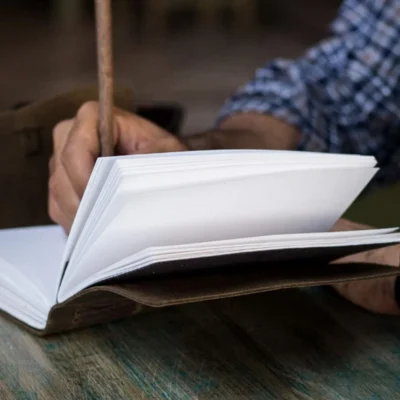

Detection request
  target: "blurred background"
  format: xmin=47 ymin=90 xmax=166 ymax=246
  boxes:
xmin=0 ymin=0 xmax=341 ymax=134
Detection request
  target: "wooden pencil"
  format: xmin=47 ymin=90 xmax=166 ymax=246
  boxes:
xmin=95 ymin=0 xmax=114 ymax=156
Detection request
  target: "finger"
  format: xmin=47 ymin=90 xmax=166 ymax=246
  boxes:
xmin=52 ymin=119 xmax=74 ymax=153
xmin=134 ymin=136 xmax=187 ymax=154
xmin=48 ymin=156 xmax=70 ymax=232
xmin=49 ymin=155 xmax=55 ymax=175
xmin=48 ymin=195 xmax=72 ymax=235
xmin=61 ymin=102 xmax=101 ymax=198
xmin=48 ymin=162 xmax=80 ymax=225
xmin=332 ymin=277 xmax=400 ymax=315
xmin=114 ymin=112 xmax=143 ymax=154
xmin=114 ymin=111 xmax=170 ymax=154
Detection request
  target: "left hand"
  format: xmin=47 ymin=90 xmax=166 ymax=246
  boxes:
xmin=331 ymin=218 xmax=400 ymax=315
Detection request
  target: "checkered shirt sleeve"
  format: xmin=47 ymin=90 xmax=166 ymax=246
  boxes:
xmin=217 ymin=0 xmax=400 ymax=186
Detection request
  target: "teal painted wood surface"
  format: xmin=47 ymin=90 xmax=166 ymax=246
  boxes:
xmin=2 ymin=289 xmax=400 ymax=399
xmin=2 ymin=184 xmax=400 ymax=400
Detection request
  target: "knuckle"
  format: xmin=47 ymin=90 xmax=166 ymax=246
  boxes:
xmin=48 ymin=198 xmax=58 ymax=223
xmin=53 ymin=120 xmax=69 ymax=140
xmin=52 ymin=119 xmax=73 ymax=153
xmin=48 ymin=183 xmax=61 ymax=224
xmin=60 ymin=143 xmax=74 ymax=170
xmin=77 ymin=101 xmax=98 ymax=119
xmin=48 ymin=174 xmax=59 ymax=199
xmin=48 ymin=156 xmax=54 ymax=172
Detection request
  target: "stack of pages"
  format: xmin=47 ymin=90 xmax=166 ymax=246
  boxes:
xmin=1 ymin=150 xmax=400 ymax=334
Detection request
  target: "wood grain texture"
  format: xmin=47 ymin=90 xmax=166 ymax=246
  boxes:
xmin=2 ymin=289 xmax=400 ymax=400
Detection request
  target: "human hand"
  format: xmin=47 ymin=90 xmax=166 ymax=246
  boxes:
xmin=48 ymin=101 xmax=187 ymax=233
xmin=331 ymin=218 xmax=400 ymax=315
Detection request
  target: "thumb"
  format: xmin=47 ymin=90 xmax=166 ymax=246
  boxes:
xmin=134 ymin=136 xmax=188 ymax=154
xmin=114 ymin=111 xmax=182 ymax=155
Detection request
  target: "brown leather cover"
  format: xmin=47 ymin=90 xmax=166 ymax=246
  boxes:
xmin=24 ymin=258 xmax=398 ymax=336
xmin=13 ymin=238 xmax=399 ymax=336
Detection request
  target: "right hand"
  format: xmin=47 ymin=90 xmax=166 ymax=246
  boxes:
xmin=48 ymin=101 xmax=187 ymax=234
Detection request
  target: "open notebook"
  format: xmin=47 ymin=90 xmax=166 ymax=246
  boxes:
xmin=1 ymin=149 xmax=400 ymax=335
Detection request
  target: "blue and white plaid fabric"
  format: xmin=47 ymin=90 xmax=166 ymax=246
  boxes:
xmin=217 ymin=0 xmax=400 ymax=187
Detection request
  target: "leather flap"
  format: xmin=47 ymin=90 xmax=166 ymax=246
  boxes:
xmin=99 ymin=261 xmax=400 ymax=307
xmin=8 ymin=241 xmax=400 ymax=335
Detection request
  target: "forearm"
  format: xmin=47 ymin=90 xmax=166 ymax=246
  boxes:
xmin=182 ymin=113 xmax=300 ymax=151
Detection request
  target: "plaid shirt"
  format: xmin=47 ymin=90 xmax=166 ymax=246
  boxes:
xmin=218 ymin=0 xmax=400 ymax=187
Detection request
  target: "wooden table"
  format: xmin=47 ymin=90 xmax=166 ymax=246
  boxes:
xmin=2 ymin=184 xmax=400 ymax=400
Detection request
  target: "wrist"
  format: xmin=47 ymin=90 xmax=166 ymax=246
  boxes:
xmin=182 ymin=112 xmax=301 ymax=151
xmin=218 ymin=113 xmax=300 ymax=150
xmin=181 ymin=132 xmax=218 ymax=151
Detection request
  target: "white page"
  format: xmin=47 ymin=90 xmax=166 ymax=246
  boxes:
xmin=101 ymin=227 xmax=400 ymax=274
xmin=110 ymin=149 xmax=376 ymax=167
xmin=0 ymin=225 xmax=66 ymax=308
xmin=0 ymin=253 xmax=48 ymax=315
xmin=59 ymin=166 xmax=376 ymax=296
xmin=71 ymin=162 xmax=367 ymax=268
xmin=60 ymin=156 xmax=126 ymax=281
xmin=0 ymin=286 xmax=46 ymax=329
xmin=69 ymin=156 xmax=379 ymax=272
xmin=62 ymin=150 xmax=377 ymax=270
xmin=58 ymin=229 xmax=400 ymax=302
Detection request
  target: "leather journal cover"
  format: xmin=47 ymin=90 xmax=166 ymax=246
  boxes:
xmin=5 ymin=239 xmax=398 ymax=336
